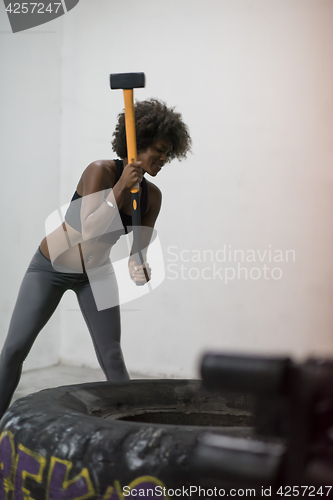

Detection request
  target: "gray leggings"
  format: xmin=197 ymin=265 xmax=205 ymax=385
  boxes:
xmin=0 ymin=247 xmax=129 ymax=419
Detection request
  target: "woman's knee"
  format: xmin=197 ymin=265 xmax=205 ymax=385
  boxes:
xmin=0 ymin=342 xmax=26 ymax=370
xmin=104 ymin=341 xmax=124 ymax=360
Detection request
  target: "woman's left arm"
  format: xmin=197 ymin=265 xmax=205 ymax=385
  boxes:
xmin=129 ymin=184 xmax=162 ymax=285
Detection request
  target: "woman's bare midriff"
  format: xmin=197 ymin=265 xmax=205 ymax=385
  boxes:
xmin=39 ymin=223 xmax=113 ymax=272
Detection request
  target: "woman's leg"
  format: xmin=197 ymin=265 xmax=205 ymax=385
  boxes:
xmin=0 ymin=250 xmax=66 ymax=418
xmin=74 ymin=266 xmax=130 ymax=381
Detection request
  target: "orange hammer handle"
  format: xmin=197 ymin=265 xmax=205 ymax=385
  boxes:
xmin=122 ymin=88 xmax=149 ymax=285
xmin=123 ymin=89 xmax=139 ymax=194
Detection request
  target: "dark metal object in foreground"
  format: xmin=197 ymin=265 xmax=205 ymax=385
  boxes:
xmin=192 ymin=353 xmax=333 ymax=489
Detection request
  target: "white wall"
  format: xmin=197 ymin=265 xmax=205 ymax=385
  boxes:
xmin=0 ymin=8 xmax=64 ymax=369
xmin=59 ymin=0 xmax=333 ymax=378
xmin=1 ymin=0 xmax=333 ymax=378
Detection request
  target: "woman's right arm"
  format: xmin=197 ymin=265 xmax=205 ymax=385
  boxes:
xmin=79 ymin=160 xmax=142 ymax=241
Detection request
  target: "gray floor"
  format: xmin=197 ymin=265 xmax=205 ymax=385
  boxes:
xmin=12 ymin=364 xmax=148 ymax=406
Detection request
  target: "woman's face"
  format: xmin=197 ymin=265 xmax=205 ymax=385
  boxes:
xmin=137 ymin=139 xmax=172 ymax=176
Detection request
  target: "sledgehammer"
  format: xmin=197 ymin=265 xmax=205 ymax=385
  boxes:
xmin=110 ymin=72 xmax=149 ymax=285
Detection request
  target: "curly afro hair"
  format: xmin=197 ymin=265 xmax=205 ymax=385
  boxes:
xmin=111 ymin=99 xmax=192 ymax=162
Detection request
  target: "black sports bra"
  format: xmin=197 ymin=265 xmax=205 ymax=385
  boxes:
xmin=64 ymin=159 xmax=148 ymax=236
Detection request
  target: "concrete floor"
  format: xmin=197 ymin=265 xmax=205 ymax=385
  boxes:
xmin=12 ymin=364 xmax=148 ymax=406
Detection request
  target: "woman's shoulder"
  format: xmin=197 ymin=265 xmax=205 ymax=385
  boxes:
xmin=78 ymin=160 xmax=118 ymax=194
xmin=84 ymin=159 xmax=118 ymax=179
xmin=145 ymin=179 xmax=162 ymax=206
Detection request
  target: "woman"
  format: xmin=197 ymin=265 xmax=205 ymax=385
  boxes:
xmin=0 ymin=98 xmax=191 ymax=419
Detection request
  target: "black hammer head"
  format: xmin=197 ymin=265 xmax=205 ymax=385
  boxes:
xmin=110 ymin=72 xmax=145 ymax=90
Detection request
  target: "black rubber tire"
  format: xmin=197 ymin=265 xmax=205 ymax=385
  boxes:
xmin=0 ymin=380 xmax=254 ymax=499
